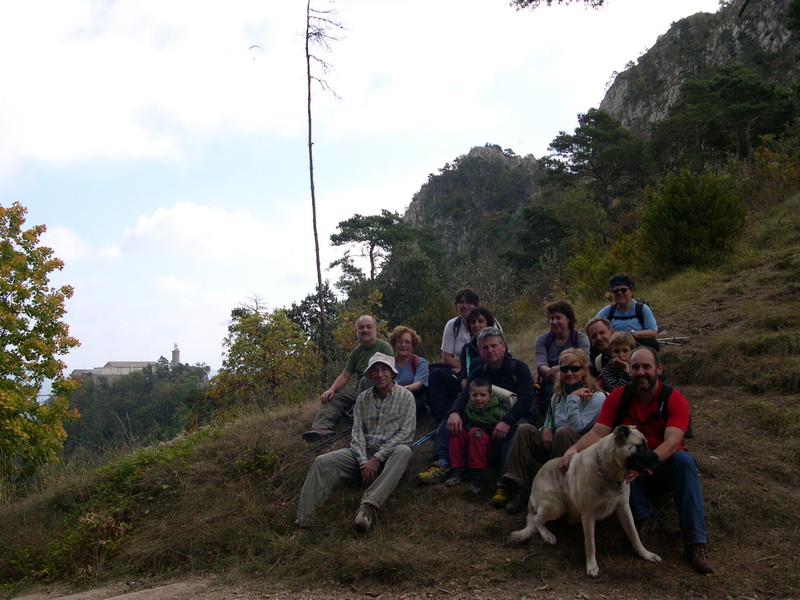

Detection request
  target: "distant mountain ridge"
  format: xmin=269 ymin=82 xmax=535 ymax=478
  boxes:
xmin=600 ymin=0 xmax=800 ymax=133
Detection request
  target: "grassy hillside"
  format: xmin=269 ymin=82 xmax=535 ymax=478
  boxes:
xmin=1 ymin=198 xmax=799 ymax=599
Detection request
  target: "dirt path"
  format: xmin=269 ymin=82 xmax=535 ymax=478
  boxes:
xmin=12 ymin=578 xmax=295 ymax=600
xmin=10 ymin=575 xmax=605 ymax=600
xmin=14 ymin=579 xmax=220 ymax=600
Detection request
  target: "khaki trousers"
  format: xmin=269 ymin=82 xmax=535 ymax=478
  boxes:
xmin=296 ymin=444 xmax=412 ymax=524
xmin=503 ymin=424 xmax=580 ymax=493
xmin=310 ymin=377 xmax=372 ymax=430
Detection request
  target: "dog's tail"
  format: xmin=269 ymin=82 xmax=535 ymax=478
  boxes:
xmin=508 ymin=523 xmax=535 ymax=544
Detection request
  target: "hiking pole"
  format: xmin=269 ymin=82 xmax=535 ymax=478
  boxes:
xmin=410 ymin=428 xmax=438 ymax=447
xmin=308 ymin=429 xmax=351 ymax=453
xmin=656 ymin=336 xmax=691 ymax=346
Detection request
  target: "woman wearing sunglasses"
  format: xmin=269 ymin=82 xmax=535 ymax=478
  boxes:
xmin=502 ymin=348 xmax=605 ymax=515
xmin=595 ymin=272 xmax=659 ymax=344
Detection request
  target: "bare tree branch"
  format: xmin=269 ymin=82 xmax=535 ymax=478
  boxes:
xmin=305 ymin=0 xmax=344 ymax=377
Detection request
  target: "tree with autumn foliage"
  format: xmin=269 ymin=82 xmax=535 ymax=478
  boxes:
xmin=0 ymin=202 xmax=79 ymax=482
xmin=203 ymin=299 xmax=318 ymax=417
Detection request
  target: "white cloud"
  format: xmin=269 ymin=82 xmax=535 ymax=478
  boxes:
xmin=40 ymin=227 xmax=125 ymax=264
xmin=40 ymin=226 xmax=92 ymax=262
xmin=0 ymin=0 xmax=720 ymax=178
xmin=97 ymin=246 xmax=122 ymax=259
xmin=152 ymin=275 xmax=196 ymax=293
xmin=0 ymin=0 xmax=308 ymax=176
xmin=121 ymin=201 xmax=288 ymax=261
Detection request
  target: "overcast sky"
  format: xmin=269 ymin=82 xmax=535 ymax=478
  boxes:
xmin=0 ymin=0 xmax=720 ymax=376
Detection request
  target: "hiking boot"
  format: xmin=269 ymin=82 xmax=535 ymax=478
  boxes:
xmin=635 ymin=515 xmax=658 ymax=536
xmin=505 ymin=484 xmax=527 ymax=515
xmin=417 ymin=463 xmax=448 ymax=485
xmin=301 ymin=429 xmax=335 ymax=442
xmin=444 ymin=468 xmax=466 ymax=487
xmin=490 ymin=483 xmax=509 ymax=508
xmin=354 ymin=503 xmax=377 ymax=532
xmin=470 ymin=470 xmax=485 ymax=494
xmin=684 ymin=544 xmax=715 ymax=574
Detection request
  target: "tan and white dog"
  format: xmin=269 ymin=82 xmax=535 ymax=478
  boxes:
xmin=509 ymin=425 xmax=661 ymax=577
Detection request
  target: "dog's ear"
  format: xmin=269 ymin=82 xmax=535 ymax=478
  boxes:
xmin=613 ymin=425 xmax=631 ymax=446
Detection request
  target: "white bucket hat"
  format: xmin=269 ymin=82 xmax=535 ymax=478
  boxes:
xmin=366 ymin=352 xmax=398 ymax=376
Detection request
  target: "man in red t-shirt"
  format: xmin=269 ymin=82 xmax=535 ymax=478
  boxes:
xmin=559 ymin=346 xmax=715 ymax=574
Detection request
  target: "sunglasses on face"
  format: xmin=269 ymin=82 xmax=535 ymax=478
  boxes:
xmin=612 ymin=287 xmax=630 ymax=294
xmin=559 ymin=365 xmax=583 ymax=373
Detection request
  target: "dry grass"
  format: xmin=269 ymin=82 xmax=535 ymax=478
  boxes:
xmin=2 ymin=199 xmax=800 ymax=599
xmin=4 ymin=390 xmax=798 ymax=599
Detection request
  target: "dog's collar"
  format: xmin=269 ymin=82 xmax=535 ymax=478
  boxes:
xmin=595 ymin=448 xmax=624 ymax=494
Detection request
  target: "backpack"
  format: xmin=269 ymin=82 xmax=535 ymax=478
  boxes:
xmin=453 ymin=318 xmax=462 ymax=337
xmin=491 ymin=385 xmax=517 ymax=415
xmin=472 ymin=357 xmax=541 ymax=421
xmin=614 ymin=383 xmax=694 ymax=438
xmin=607 ymin=299 xmax=648 ymax=329
xmin=409 ymin=354 xmax=419 ymax=375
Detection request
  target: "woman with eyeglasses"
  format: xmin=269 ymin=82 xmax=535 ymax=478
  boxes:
xmin=389 ymin=325 xmax=430 ymax=417
xmin=595 ymin=273 xmax=659 ymax=344
xmin=502 ymin=348 xmax=605 ymax=515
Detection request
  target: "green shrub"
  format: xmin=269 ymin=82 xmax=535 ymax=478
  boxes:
xmin=564 ymin=233 xmax=638 ymax=302
xmin=723 ymin=146 xmax=800 ymax=209
xmin=639 ymin=170 xmax=746 ymax=273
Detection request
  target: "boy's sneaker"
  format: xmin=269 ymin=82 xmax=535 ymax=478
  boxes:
xmin=417 ymin=463 xmax=448 ymax=485
xmin=490 ymin=483 xmax=509 ymax=508
xmin=470 ymin=470 xmax=485 ymax=494
xmin=444 ymin=468 xmax=466 ymax=487
xmin=683 ymin=544 xmax=715 ymax=574
xmin=354 ymin=503 xmax=377 ymax=532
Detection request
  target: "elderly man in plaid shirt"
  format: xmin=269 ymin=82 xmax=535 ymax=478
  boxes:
xmin=296 ymin=352 xmax=416 ymax=532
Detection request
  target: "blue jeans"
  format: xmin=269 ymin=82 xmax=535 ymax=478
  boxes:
xmin=431 ymin=419 xmax=450 ymax=466
xmin=629 ymin=450 xmax=707 ymax=546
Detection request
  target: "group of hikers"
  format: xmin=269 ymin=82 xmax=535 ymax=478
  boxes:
xmin=295 ymin=274 xmax=715 ymax=575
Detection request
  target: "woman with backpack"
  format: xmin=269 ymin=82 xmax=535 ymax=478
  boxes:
xmin=457 ymin=306 xmax=498 ymax=382
xmin=534 ymin=300 xmax=590 ymax=413
xmin=389 ymin=325 xmax=430 ymax=416
xmin=594 ymin=273 xmax=659 ymax=347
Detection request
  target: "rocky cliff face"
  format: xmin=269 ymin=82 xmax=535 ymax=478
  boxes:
xmin=601 ymin=0 xmax=800 ymax=134
xmin=404 ymin=144 xmax=544 ymax=259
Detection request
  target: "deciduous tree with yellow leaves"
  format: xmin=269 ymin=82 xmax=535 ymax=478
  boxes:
xmin=203 ymin=299 xmax=318 ymax=419
xmin=0 ymin=202 xmax=79 ymax=483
